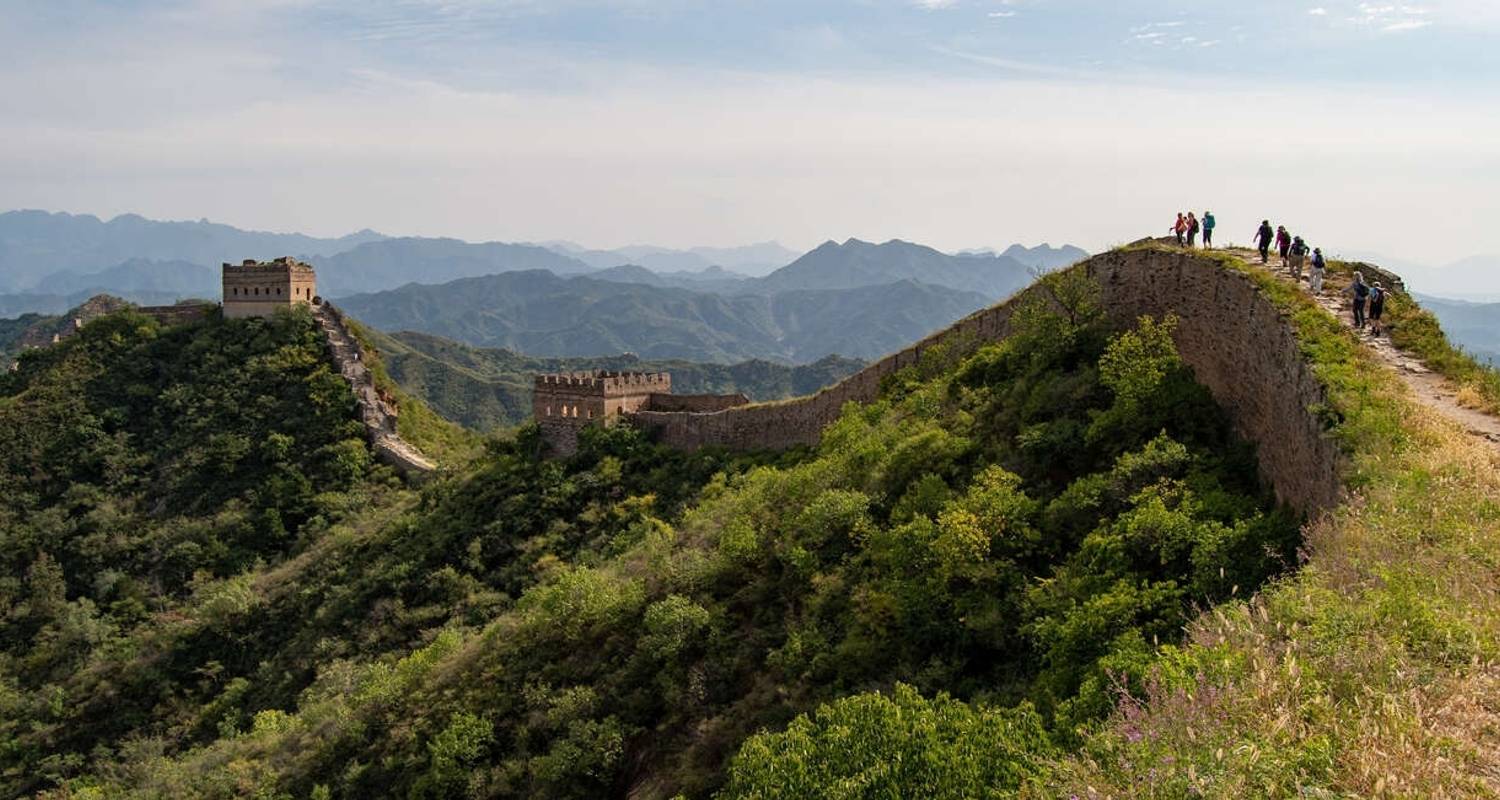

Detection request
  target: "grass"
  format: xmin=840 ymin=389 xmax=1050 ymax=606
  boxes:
xmin=1042 ymin=244 xmax=1500 ymax=797
xmin=1316 ymin=256 xmax=1500 ymax=416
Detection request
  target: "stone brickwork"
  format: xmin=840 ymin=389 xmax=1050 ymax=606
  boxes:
xmin=626 ymin=248 xmax=1351 ymax=517
xmin=642 ymin=393 xmax=750 ymax=413
xmin=533 ymin=370 xmax=751 ymax=456
xmin=316 ymin=303 xmax=437 ymax=479
xmin=223 ymin=257 xmax=317 ymax=320
xmin=138 ymin=303 xmax=215 ymax=327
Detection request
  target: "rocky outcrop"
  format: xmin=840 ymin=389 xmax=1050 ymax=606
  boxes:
xmin=316 ymin=304 xmax=437 ymax=479
xmin=629 ymin=248 xmax=1347 ymax=517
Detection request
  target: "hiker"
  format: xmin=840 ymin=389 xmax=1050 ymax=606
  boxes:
xmin=1368 ymin=281 xmax=1388 ymax=336
xmin=1186 ymin=212 xmax=1200 ymax=248
xmin=1288 ymin=236 xmax=1309 ymax=280
xmin=1254 ymin=220 xmax=1274 ymax=264
xmin=1202 ymin=211 xmax=1216 ymax=249
xmin=1310 ymin=247 xmax=1326 ymax=294
xmin=1345 ymin=271 xmax=1370 ymax=329
xmin=1171 ymin=213 xmax=1187 ymax=245
xmin=1276 ymin=226 xmax=1292 ymax=268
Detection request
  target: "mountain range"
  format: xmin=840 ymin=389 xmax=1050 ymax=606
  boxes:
xmin=336 ymin=267 xmax=991 ymax=363
xmin=543 ymin=241 xmax=801 ymax=276
xmin=0 ymin=210 xmax=383 ymax=292
xmin=1 ymin=210 xmax=1092 ymax=367
xmin=1413 ymin=294 xmax=1500 ymax=365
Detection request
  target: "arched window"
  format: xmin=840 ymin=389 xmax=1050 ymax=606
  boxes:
xmin=544 ymin=405 xmax=552 ymax=417
xmin=586 ymin=408 xmax=593 ymax=420
xmin=276 ymin=287 xmax=282 ymax=295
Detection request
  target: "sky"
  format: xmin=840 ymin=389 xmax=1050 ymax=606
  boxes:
xmin=1 ymin=0 xmax=1497 ymax=263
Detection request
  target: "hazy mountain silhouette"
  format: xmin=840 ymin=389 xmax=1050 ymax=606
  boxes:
xmin=0 ymin=210 xmax=383 ymax=292
xmin=753 ymin=238 xmax=1037 ymax=299
xmin=545 ymin=241 xmax=800 ymax=276
xmin=31 ymin=258 xmax=218 ymax=297
xmin=335 ymin=269 xmax=989 ymax=363
xmin=313 ymin=237 xmax=594 ymax=297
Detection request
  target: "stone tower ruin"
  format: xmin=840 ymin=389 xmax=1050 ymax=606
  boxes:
xmin=222 ymin=257 xmax=317 ymax=319
xmin=533 ymin=370 xmax=748 ymax=456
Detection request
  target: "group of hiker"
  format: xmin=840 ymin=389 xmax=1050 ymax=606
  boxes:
xmin=1169 ymin=211 xmax=1214 ymax=249
xmin=1170 ymin=212 xmax=1390 ymax=336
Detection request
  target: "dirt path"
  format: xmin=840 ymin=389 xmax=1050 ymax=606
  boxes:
xmin=1221 ymin=247 xmax=1500 ymax=450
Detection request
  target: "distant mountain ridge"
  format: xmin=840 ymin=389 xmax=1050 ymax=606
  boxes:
xmin=335 ymin=269 xmax=991 ymax=363
xmin=313 ymin=237 xmax=594 ymax=298
xmin=0 ymin=210 xmax=384 ymax=291
xmin=756 ymin=238 xmax=1036 ymax=299
xmin=545 ymin=240 xmax=800 ymax=276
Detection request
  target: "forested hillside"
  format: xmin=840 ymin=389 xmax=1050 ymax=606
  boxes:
xmin=0 ymin=269 xmax=1302 ymax=797
xmin=366 ymin=328 xmax=864 ymax=430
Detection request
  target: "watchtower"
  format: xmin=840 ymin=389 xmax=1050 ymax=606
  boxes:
xmin=222 ymin=257 xmax=317 ymax=319
xmin=534 ymin=370 xmax=672 ymax=456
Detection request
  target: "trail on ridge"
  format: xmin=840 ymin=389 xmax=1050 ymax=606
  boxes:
xmin=1223 ymin=246 xmax=1500 ymax=451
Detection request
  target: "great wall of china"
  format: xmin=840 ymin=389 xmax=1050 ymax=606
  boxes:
xmin=315 ymin=303 xmax=438 ymax=478
xmin=547 ymin=247 xmax=1362 ymax=517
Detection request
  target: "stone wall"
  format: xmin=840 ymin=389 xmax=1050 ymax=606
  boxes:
xmin=316 ymin=303 xmax=437 ymax=480
xmin=629 ymin=248 xmax=1346 ymax=516
xmin=641 ymin=393 xmax=750 ymax=413
xmin=138 ymin=303 xmax=215 ymax=327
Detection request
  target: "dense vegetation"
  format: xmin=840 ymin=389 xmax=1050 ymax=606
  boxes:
xmin=0 ymin=268 xmax=1304 ymax=798
xmin=363 ymin=327 xmax=863 ymax=431
xmin=1036 ymin=244 xmax=1500 ymax=796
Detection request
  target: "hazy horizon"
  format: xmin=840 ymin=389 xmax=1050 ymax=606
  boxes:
xmin=4 ymin=1 xmax=1498 ymax=265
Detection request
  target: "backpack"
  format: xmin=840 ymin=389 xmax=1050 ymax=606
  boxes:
xmin=1189 ymin=218 xmax=1200 ymax=234
xmin=1369 ymin=287 xmax=1384 ymax=305
xmin=1356 ymin=283 xmax=1370 ymax=300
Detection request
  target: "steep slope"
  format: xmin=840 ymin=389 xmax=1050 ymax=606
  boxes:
xmin=10 ymin=246 xmax=1500 ymax=799
xmin=754 ymin=238 xmax=1036 ymax=299
xmin=0 ymin=247 xmax=1317 ymax=799
xmin=363 ymin=327 xmax=863 ymax=430
xmin=0 ymin=209 xmax=382 ymax=291
xmin=335 ymin=270 xmax=990 ymax=363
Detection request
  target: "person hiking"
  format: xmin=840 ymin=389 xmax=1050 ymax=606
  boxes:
xmin=1254 ymin=220 xmax=1274 ymax=264
xmin=1310 ymin=247 xmax=1327 ymax=294
xmin=1202 ymin=211 xmax=1216 ymax=249
xmin=1171 ymin=213 xmax=1187 ymax=246
xmin=1368 ymin=281 xmax=1388 ymax=336
xmin=1186 ymin=212 xmax=1200 ymax=248
xmin=1288 ymin=236 xmax=1309 ymax=280
xmin=1345 ymin=271 xmax=1370 ymax=330
xmin=1276 ymin=226 xmax=1292 ymax=268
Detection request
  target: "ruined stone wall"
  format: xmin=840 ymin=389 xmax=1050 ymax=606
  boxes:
xmin=316 ymin=303 xmax=437 ymax=479
xmin=138 ymin=304 xmax=215 ymax=327
xmin=630 ymin=248 xmax=1346 ymax=516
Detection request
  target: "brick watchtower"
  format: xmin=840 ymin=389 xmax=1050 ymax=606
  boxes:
xmin=222 ymin=257 xmax=317 ymax=319
xmin=534 ymin=370 xmax=672 ymax=456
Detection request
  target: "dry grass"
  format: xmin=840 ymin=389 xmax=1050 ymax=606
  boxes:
xmin=1041 ymin=246 xmax=1500 ymax=799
